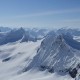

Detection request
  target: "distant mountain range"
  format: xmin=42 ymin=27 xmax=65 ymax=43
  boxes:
xmin=0 ymin=27 xmax=49 ymax=45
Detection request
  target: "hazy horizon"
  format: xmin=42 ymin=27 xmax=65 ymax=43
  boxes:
xmin=0 ymin=0 xmax=80 ymax=29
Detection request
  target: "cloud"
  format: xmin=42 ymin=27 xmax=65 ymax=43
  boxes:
xmin=16 ymin=8 xmax=80 ymax=18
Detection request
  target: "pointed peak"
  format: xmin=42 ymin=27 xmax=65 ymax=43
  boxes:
xmin=18 ymin=27 xmax=25 ymax=31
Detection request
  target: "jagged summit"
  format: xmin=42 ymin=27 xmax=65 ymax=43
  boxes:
xmin=26 ymin=32 xmax=80 ymax=74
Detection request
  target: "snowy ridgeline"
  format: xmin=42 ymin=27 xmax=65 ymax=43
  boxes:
xmin=0 ymin=27 xmax=49 ymax=45
xmin=0 ymin=27 xmax=80 ymax=80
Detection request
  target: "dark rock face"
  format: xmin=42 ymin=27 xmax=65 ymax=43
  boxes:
xmin=39 ymin=66 xmax=47 ymax=71
xmin=2 ymin=57 xmax=11 ymax=62
xmin=69 ymin=68 xmax=77 ymax=78
xmin=22 ymin=67 xmax=28 ymax=72
xmin=39 ymin=65 xmax=54 ymax=73
xmin=77 ymin=63 xmax=80 ymax=68
xmin=48 ymin=67 xmax=54 ymax=73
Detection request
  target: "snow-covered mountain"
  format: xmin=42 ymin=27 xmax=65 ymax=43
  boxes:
xmin=57 ymin=28 xmax=80 ymax=38
xmin=26 ymin=32 xmax=80 ymax=75
xmin=0 ymin=28 xmax=80 ymax=80
xmin=0 ymin=27 xmax=49 ymax=45
xmin=25 ymin=28 xmax=49 ymax=39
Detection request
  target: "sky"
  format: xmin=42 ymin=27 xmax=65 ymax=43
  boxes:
xmin=0 ymin=0 xmax=80 ymax=29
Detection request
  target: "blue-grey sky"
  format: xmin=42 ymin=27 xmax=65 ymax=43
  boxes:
xmin=0 ymin=0 xmax=80 ymax=29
